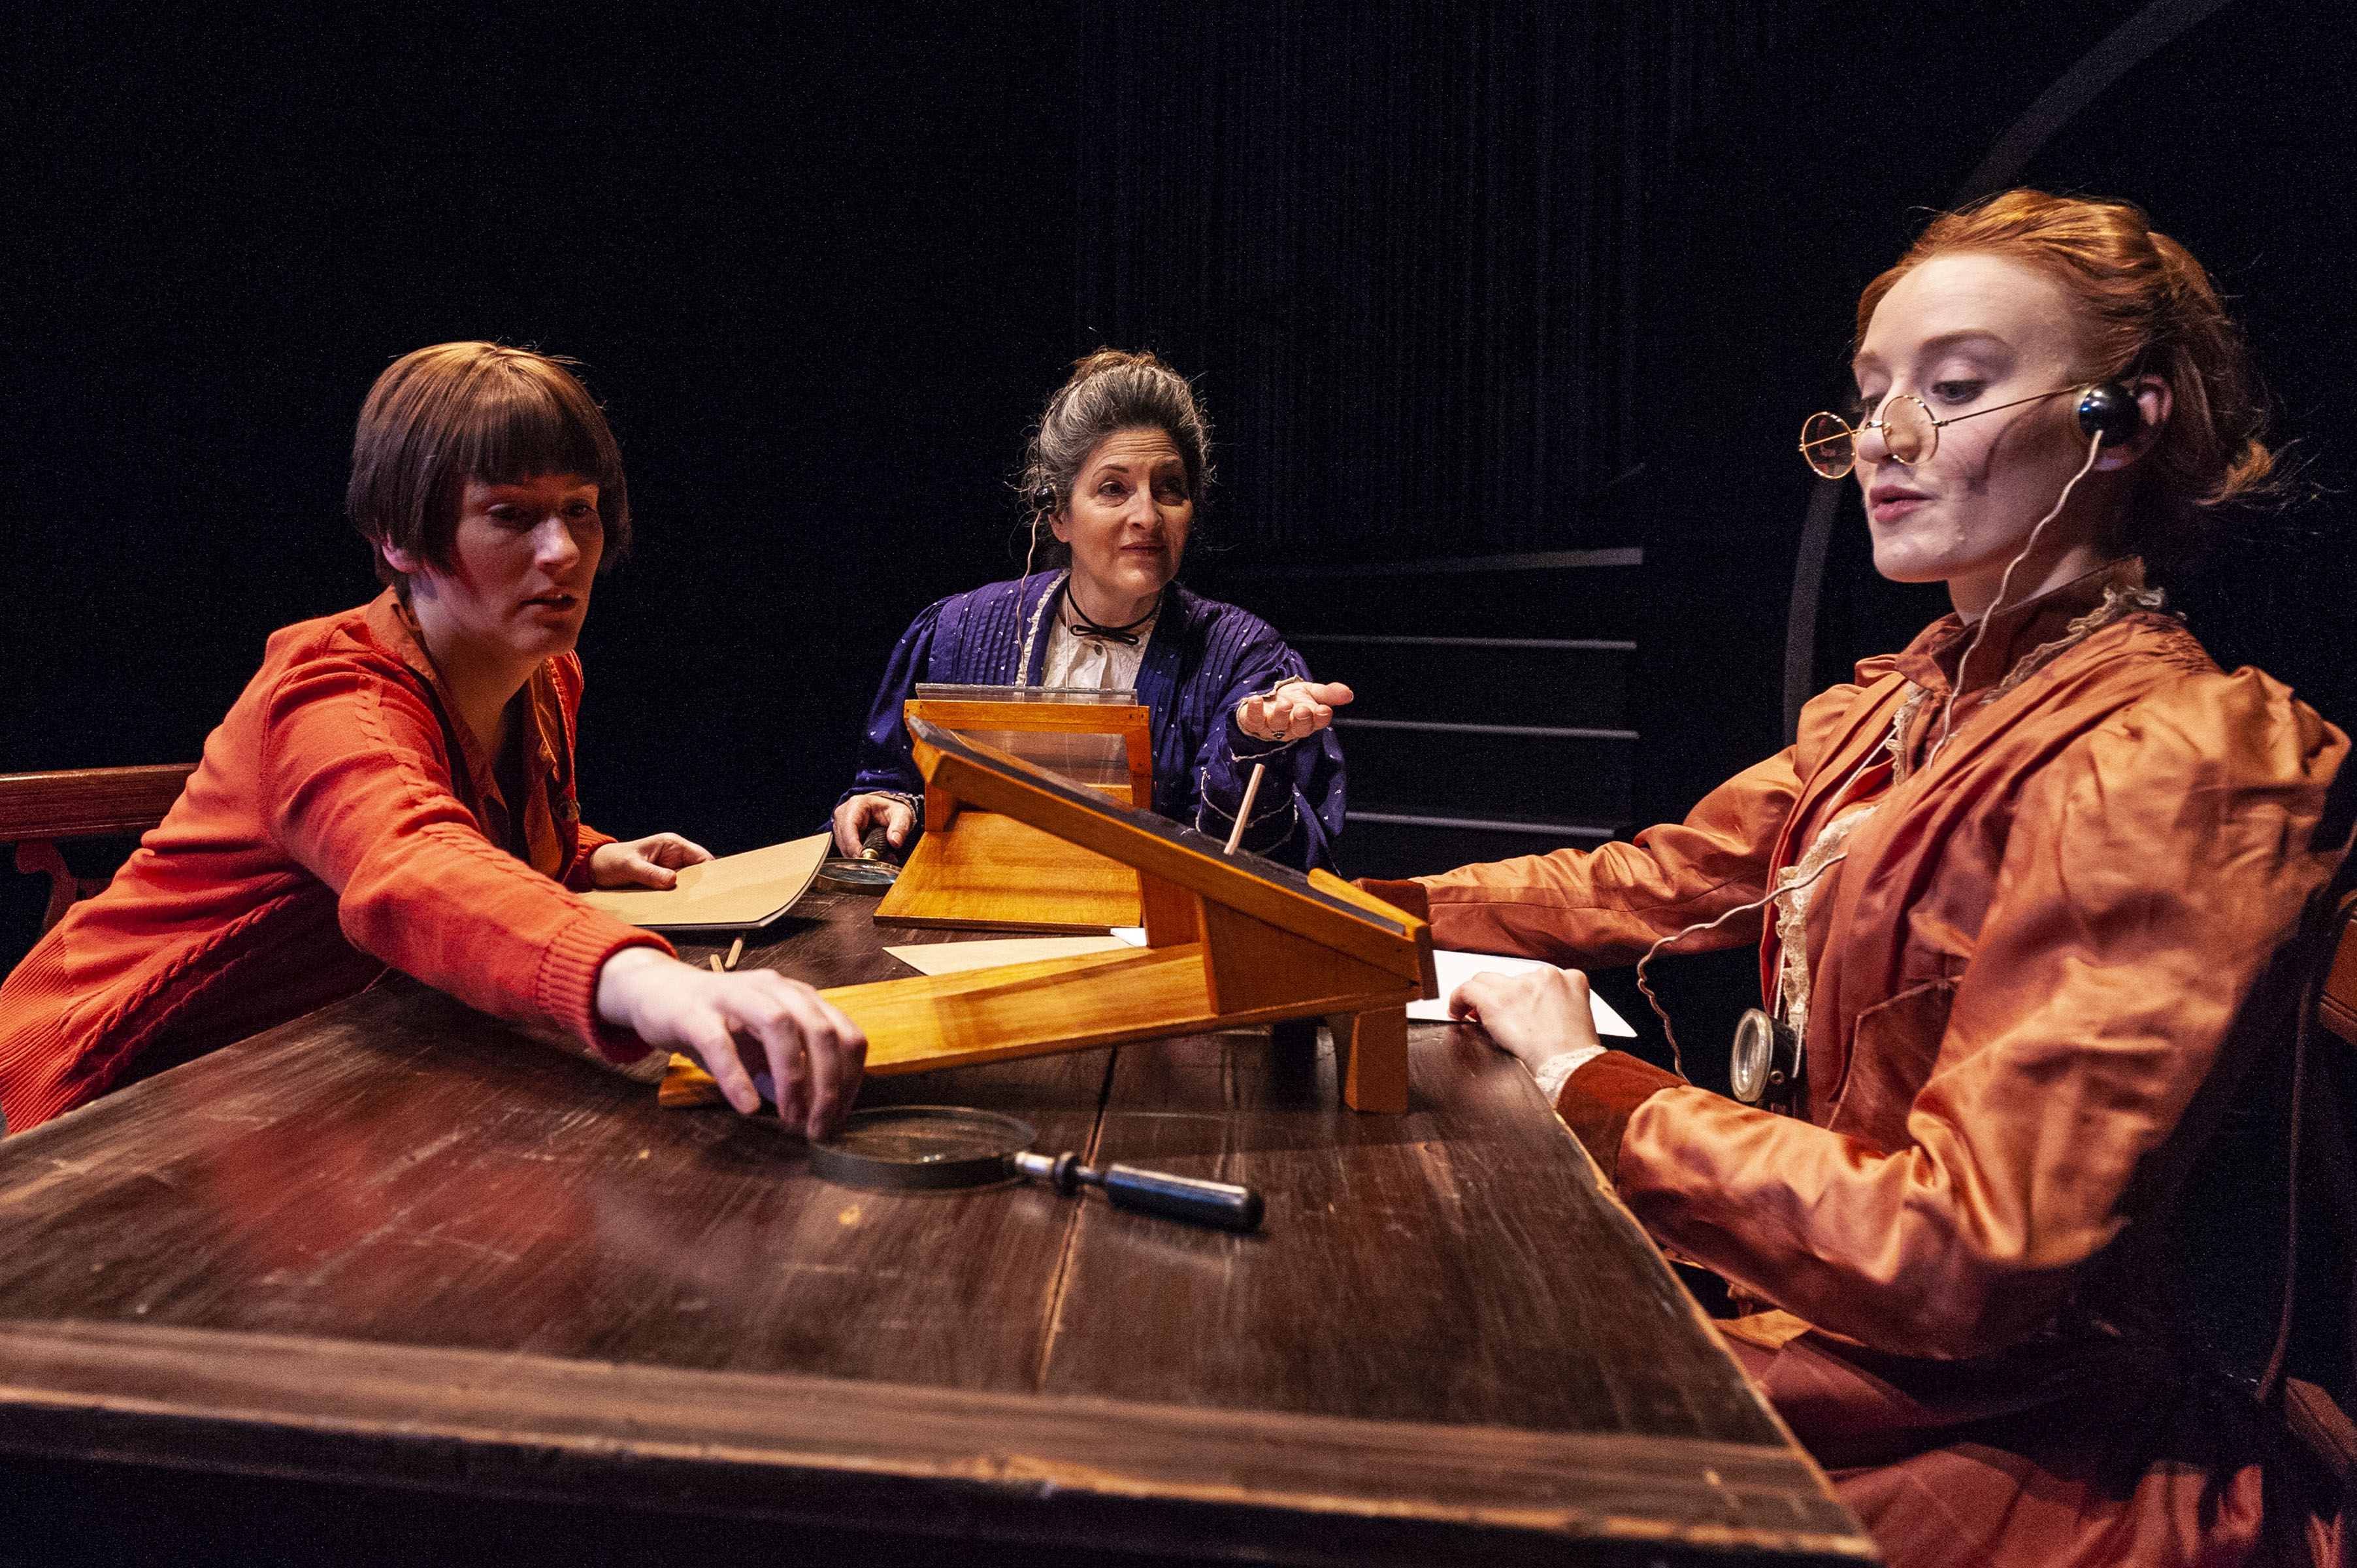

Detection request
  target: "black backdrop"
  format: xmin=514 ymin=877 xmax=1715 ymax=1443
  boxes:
xmin=3 ymin=1 xmax=1086 ymax=882
xmin=1072 ymin=1 xmax=1824 ymax=563
xmin=1068 ymin=0 xmax=2357 ymax=830
xmin=7 ymin=1 xmax=2354 ymax=965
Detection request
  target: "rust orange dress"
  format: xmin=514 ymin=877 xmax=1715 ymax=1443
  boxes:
xmin=0 ymin=592 xmax=671 ymax=1132
xmin=1370 ymin=561 xmax=2350 ymax=1566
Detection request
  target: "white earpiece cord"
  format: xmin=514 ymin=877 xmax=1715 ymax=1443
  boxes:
xmin=1927 ymin=429 xmax=2106 ymax=763
xmin=1630 ymin=429 xmax=2107 ymax=1082
xmin=1632 ymin=850 xmax=1856 ymax=1081
xmin=1624 ymin=706 xmax=1906 ymax=1080
xmin=1009 ymin=505 xmax=1047 ymax=685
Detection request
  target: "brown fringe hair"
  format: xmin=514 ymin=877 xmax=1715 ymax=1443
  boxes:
xmin=348 ymin=342 xmax=629 ymax=587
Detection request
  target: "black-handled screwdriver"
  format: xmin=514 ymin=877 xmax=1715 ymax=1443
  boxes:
xmin=1013 ymin=1151 xmax=1264 ymax=1232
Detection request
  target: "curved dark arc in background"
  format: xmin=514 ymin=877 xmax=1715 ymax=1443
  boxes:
xmin=1779 ymin=0 xmax=2244 ymax=741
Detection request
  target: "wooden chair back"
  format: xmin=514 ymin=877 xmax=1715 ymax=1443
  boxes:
xmin=2320 ymin=889 xmax=2357 ymax=1049
xmin=2249 ymin=782 xmax=2357 ymax=1504
xmin=2164 ymin=766 xmax=2357 ymax=1449
xmin=1 ymin=765 xmax=198 ymax=935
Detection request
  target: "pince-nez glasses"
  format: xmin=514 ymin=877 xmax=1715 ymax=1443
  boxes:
xmin=1798 ymin=387 xmax=2081 ymax=479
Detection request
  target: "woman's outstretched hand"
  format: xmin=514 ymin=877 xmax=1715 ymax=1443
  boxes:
xmin=1448 ymin=966 xmax=1602 ymax=1071
xmin=590 ymin=832 xmax=714 ymax=889
xmin=595 ymin=947 xmax=867 ymax=1139
xmin=831 ymin=792 xmax=917 ymax=857
xmin=1236 ymin=679 xmax=1355 ymax=744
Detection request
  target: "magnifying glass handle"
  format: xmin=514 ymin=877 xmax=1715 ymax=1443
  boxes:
xmin=1014 ymin=1152 xmax=1264 ymax=1233
xmin=1104 ymin=1164 xmax=1264 ymax=1232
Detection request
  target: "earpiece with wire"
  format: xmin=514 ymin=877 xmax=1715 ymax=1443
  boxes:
xmin=1009 ymin=482 xmax=1059 ymax=683
xmin=2073 ymin=382 xmax=2142 ymax=448
xmin=1640 ymin=381 xmax=2149 ymax=1077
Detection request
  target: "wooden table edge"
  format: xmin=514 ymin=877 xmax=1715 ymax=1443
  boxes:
xmin=0 ymin=1318 xmax=1875 ymax=1563
xmin=1515 ymin=1049 xmax=1858 ymax=1502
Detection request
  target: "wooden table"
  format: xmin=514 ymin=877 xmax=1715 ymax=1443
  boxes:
xmin=0 ymin=891 xmax=1873 ymax=1565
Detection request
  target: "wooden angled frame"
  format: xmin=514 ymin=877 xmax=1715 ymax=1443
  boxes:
xmin=876 ymin=697 xmax=1153 ymax=932
xmin=901 ymin=696 xmax=1153 ymax=806
xmin=826 ymin=719 xmax=1435 ymax=1111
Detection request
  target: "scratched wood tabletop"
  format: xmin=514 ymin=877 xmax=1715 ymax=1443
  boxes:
xmin=0 ymin=889 xmax=1873 ymax=1565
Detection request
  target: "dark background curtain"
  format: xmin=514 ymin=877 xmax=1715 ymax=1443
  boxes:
xmin=1067 ymin=0 xmax=2357 ymax=826
xmin=6 ymin=0 xmax=2352 ymax=962
xmin=1073 ymin=1 xmax=1822 ymax=563
xmin=2 ymin=1 xmax=1087 ymax=923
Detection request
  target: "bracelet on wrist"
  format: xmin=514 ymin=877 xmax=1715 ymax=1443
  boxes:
xmin=1238 ymin=676 xmax=1317 ymax=744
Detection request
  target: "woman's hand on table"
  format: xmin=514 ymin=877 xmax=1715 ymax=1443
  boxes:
xmin=590 ymin=832 xmax=714 ymax=890
xmin=1236 ymin=679 xmax=1355 ymax=744
xmin=832 ymin=792 xmax=916 ymax=857
xmin=1448 ymin=966 xmax=1602 ymax=1071
xmin=595 ymin=947 xmax=867 ymax=1138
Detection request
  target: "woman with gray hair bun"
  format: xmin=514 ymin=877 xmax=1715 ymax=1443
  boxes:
xmin=833 ymin=349 xmax=1351 ymax=870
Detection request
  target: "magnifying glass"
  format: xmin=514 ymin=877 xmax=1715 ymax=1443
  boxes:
xmin=810 ymin=1105 xmax=1264 ymax=1232
xmin=816 ymin=858 xmax=897 ymax=892
xmin=817 ymin=825 xmax=904 ymax=892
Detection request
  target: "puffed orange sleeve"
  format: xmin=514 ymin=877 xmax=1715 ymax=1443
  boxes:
xmin=260 ymin=653 xmax=671 ymax=1066
xmin=1597 ymin=668 xmax=2347 ymax=1360
xmin=1368 ymin=674 xmax=1887 ymax=966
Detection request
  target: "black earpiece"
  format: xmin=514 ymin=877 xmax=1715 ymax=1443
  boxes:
xmin=2075 ymin=382 xmax=2142 ymax=447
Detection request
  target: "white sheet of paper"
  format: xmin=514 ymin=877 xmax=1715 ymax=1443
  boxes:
xmin=1110 ymin=929 xmax=1634 ymax=1039
xmin=1410 ymin=950 xmax=1637 ymax=1036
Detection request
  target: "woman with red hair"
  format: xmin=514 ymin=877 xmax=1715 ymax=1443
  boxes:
xmin=1368 ymin=192 xmax=2349 ymax=1564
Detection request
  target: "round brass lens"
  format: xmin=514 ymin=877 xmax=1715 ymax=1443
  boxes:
xmin=1881 ymin=395 xmax=1937 ymax=465
xmin=1800 ymin=412 xmax=1854 ymax=478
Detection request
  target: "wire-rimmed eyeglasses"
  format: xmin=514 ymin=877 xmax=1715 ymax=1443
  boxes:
xmin=1798 ymin=387 xmax=2079 ymax=479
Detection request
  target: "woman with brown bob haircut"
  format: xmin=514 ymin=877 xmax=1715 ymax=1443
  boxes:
xmin=0 ymin=342 xmax=865 ymax=1138
xmin=1368 ymin=193 xmax=2351 ymax=1563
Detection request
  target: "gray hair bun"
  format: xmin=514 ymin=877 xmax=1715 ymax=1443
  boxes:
xmin=1019 ymin=349 xmax=1213 ymax=527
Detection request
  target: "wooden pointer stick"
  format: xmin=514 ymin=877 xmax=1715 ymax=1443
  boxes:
xmin=1223 ymin=762 xmax=1267 ymax=856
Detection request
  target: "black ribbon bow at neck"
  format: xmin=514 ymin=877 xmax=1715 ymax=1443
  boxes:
xmin=1066 ymin=606 xmax=1157 ymax=645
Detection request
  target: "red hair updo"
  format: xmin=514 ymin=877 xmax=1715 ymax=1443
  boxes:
xmin=1857 ymin=190 xmax=2275 ymax=570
